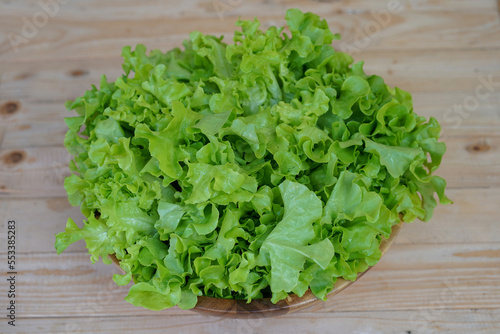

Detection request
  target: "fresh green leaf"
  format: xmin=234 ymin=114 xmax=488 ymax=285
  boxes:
xmin=55 ymin=8 xmax=450 ymax=311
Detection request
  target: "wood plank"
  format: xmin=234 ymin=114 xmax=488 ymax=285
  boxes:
xmin=0 ymin=187 xmax=498 ymax=254
xmin=2 ymin=0 xmax=497 ymax=19
xmin=0 ymin=242 xmax=498 ymax=319
xmin=307 ymin=243 xmax=500 ymax=313
xmin=0 ymin=198 xmax=87 ymax=254
xmin=1 ymin=4 xmax=500 ymax=62
xmin=439 ymin=128 xmax=500 ymax=188
xmin=0 ymin=146 xmax=70 ymax=198
xmin=1 ymin=49 xmax=500 ymax=103
xmin=0 ymin=0 xmax=498 ymax=330
xmin=3 ymin=309 xmax=500 ymax=334
xmin=397 ymin=188 xmax=500 ymax=244
xmin=413 ymin=91 xmax=500 ymax=129
xmin=1 ymin=89 xmax=499 ymax=149
xmin=1 ymin=127 xmax=499 ymax=198
xmin=3 ymin=90 xmax=500 ymax=126
xmin=1 ymin=47 xmax=499 ymax=150
xmin=1 ymin=121 xmax=67 ymax=150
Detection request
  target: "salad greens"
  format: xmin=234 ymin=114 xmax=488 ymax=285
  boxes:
xmin=55 ymin=8 xmax=450 ymax=310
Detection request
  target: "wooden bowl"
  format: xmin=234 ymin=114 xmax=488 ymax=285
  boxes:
xmin=110 ymin=223 xmax=402 ymax=318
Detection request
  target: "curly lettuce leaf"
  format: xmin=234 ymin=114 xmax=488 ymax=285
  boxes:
xmin=55 ymin=8 xmax=450 ymax=311
xmin=260 ymin=180 xmax=334 ymax=296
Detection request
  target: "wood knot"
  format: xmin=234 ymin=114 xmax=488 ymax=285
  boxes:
xmin=467 ymin=142 xmax=490 ymax=153
xmin=69 ymin=69 xmax=89 ymax=77
xmin=3 ymin=151 xmax=26 ymax=165
xmin=15 ymin=73 xmax=32 ymax=80
xmin=1 ymin=101 xmax=20 ymax=115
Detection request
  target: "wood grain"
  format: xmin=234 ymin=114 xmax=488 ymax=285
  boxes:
xmin=0 ymin=127 xmax=498 ymax=199
xmin=2 ymin=309 xmax=499 ymax=334
xmin=1 ymin=242 xmax=498 ymax=319
xmin=2 ymin=49 xmax=500 ymax=103
xmin=1 ymin=187 xmax=499 ymax=255
xmin=1 ymin=89 xmax=499 ymax=150
xmin=2 ymin=0 xmax=498 ymax=18
xmin=0 ymin=146 xmax=70 ymax=198
xmin=1 ymin=0 xmax=499 ymax=331
xmin=3 ymin=90 xmax=500 ymax=126
xmin=1 ymin=3 xmax=500 ymax=62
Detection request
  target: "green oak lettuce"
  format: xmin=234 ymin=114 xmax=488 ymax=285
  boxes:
xmin=55 ymin=8 xmax=450 ymax=310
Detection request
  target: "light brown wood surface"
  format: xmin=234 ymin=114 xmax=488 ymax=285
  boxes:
xmin=1 ymin=0 xmax=499 ymax=333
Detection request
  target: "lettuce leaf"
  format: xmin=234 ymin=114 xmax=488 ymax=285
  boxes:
xmin=260 ymin=180 xmax=334 ymax=297
xmin=55 ymin=8 xmax=450 ymax=310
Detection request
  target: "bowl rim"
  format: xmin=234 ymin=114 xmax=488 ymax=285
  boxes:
xmin=109 ymin=222 xmax=402 ymax=318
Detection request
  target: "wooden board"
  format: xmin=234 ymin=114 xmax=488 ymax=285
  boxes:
xmin=0 ymin=187 xmax=499 ymax=254
xmin=3 ymin=91 xmax=500 ymax=126
xmin=3 ymin=242 xmax=500 ymax=319
xmin=2 ymin=49 xmax=500 ymax=103
xmin=1 ymin=1 xmax=500 ymax=63
xmin=0 ymin=127 xmax=498 ymax=199
xmin=4 ymin=309 xmax=500 ymax=334
xmin=1 ymin=0 xmax=499 ymax=332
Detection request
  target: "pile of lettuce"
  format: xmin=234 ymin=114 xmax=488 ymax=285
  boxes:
xmin=55 ymin=9 xmax=450 ymax=310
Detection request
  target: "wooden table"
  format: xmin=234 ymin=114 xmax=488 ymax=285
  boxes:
xmin=1 ymin=0 xmax=499 ymax=333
